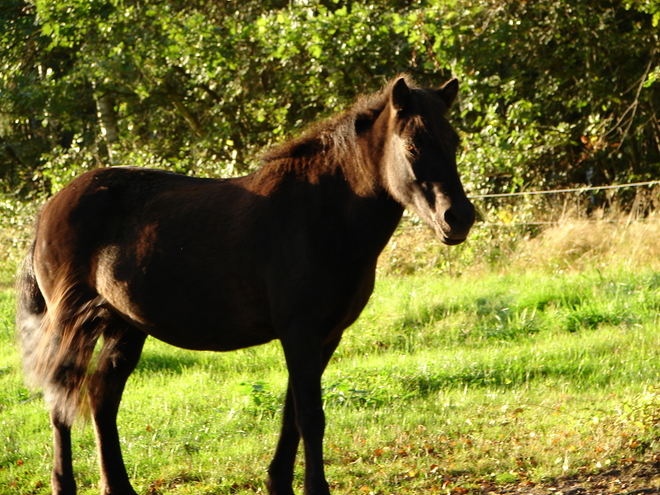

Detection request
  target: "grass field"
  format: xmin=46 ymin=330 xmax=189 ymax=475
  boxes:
xmin=1 ymin=215 xmax=660 ymax=494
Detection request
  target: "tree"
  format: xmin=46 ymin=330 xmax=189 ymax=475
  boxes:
xmin=1 ymin=0 xmax=658 ymax=201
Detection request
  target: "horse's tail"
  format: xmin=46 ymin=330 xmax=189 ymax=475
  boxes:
xmin=16 ymin=241 xmax=105 ymax=425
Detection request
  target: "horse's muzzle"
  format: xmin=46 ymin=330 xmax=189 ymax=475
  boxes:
xmin=438 ymin=198 xmax=475 ymax=245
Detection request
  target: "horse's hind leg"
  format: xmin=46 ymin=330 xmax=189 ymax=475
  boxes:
xmin=87 ymin=321 xmax=146 ymax=495
xmin=50 ymin=409 xmax=76 ymax=495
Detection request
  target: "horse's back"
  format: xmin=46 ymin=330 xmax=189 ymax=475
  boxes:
xmin=35 ymin=167 xmax=225 ymax=283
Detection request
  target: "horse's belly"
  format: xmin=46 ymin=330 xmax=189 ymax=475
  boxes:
xmin=98 ymin=272 xmax=276 ymax=352
xmin=141 ymin=320 xmax=276 ymax=352
xmin=111 ymin=300 xmax=277 ymax=351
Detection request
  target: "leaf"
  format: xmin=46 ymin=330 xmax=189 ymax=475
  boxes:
xmin=308 ymin=44 xmax=322 ymax=59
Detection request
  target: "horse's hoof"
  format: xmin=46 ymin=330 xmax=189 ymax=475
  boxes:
xmin=266 ymin=478 xmax=296 ymax=495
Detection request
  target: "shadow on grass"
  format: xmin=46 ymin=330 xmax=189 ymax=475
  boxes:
xmin=394 ymin=299 xmax=543 ymax=344
xmin=397 ymin=361 xmax=610 ymax=396
xmin=135 ymin=351 xmax=201 ymax=375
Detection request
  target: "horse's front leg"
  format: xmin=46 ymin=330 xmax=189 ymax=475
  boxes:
xmin=267 ymin=386 xmax=299 ymax=495
xmin=271 ymin=335 xmax=341 ymax=495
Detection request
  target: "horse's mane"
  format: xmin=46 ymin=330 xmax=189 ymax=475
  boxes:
xmin=253 ymin=75 xmax=416 ymax=195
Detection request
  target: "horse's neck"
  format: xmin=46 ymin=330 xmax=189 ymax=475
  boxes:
xmin=308 ymin=166 xmax=404 ymax=257
xmin=243 ymin=156 xmax=403 ymax=244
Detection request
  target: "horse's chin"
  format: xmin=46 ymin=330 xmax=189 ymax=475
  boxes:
xmin=432 ymin=223 xmax=468 ymax=246
xmin=441 ymin=236 xmax=466 ymax=246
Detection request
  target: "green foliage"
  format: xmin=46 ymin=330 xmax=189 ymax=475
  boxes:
xmin=627 ymin=0 xmax=660 ymax=26
xmin=1 ymin=0 xmax=659 ymax=201
xmin=619 ymin=386 xmax=660 ymax=436
xmin=239 ymin=380 xmax=280 ymax=418
xmin=0 ymin=199 xmax=37 ymax=287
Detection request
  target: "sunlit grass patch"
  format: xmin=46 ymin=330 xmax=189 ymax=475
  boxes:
xmin=1 ymin=252 xmax=660 ymax=494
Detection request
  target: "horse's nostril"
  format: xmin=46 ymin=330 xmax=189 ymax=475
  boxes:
xmin=444 ymin=208 xmax=458 ymax=228
xmin=444 ymin=200 xmax=475 ymax=233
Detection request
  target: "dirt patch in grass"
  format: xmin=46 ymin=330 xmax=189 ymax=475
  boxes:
xmin=490 ymin=462 xmax=660 ymax=495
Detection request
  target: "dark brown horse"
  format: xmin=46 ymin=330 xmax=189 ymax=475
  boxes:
xmin=16 ymin=76 xmax=474 ymax=495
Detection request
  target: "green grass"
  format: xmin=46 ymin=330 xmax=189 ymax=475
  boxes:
xmin=2 ymin=268 xmax=660 ymax=494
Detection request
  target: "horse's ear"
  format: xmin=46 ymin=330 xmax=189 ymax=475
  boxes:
xmin=437 ymin=78 xmax=459 ymax=110
xmin=391 ymin=77 xmax=411 ymax=113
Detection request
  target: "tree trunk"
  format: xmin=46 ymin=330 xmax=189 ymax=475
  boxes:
xmin=96 ymin=93 xmax=119 ymax=164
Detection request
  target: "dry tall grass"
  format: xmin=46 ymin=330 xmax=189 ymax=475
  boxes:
xmin=516 ymin=211 xmax=660 ymax=272
xmin=515 ymin=187 xmax=660 ymax=271
xmin=378 ymin=187 xmax=660 ymax=275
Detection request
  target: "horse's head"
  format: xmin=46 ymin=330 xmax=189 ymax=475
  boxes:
xmin=377 ymin=77 xmax=475 ymax=245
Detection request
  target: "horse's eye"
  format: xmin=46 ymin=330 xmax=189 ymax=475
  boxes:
xmin=405 ymin=143 xmax=417 ymax=154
